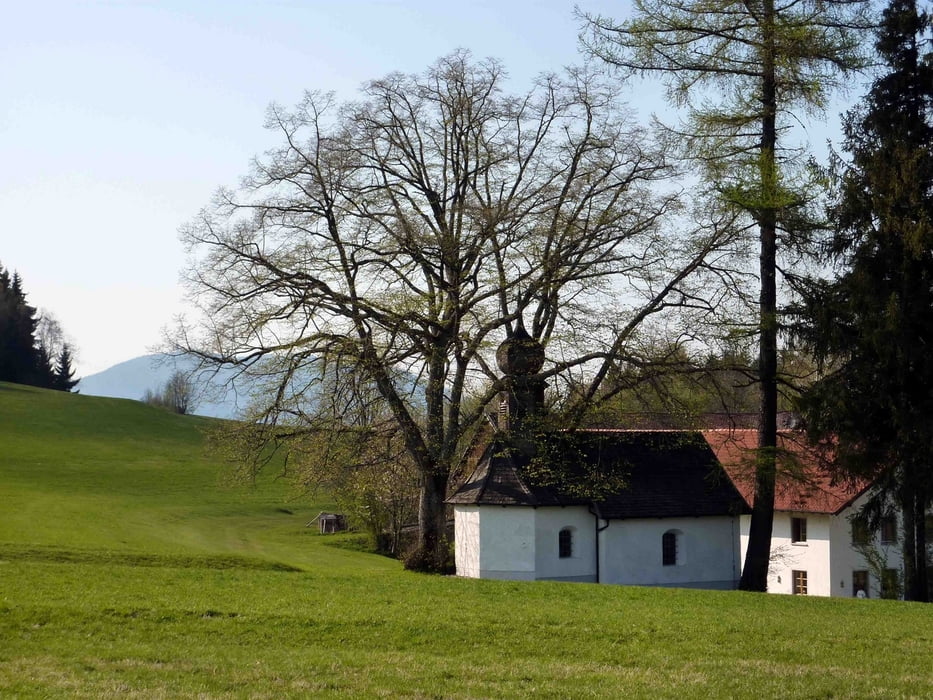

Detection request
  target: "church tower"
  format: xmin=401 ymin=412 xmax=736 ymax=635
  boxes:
xmin=495 ymin=319 xmax=546 ymax=437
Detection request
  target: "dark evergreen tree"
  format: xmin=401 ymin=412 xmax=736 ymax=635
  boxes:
xmin=32 ymin=342 xmax=56 ymax=389
xmin=795 ymin=0 xmax=933 ymax=601
xmin=52 ymin=344 xmax=79 ymax=392
xmin=0 ymin=264 xmax=42 ymax=384
xmin=0 ymin=262 xmax=76 ymax=390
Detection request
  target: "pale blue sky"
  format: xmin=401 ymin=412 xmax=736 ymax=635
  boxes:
xmin=1 ymin=1 xmax=849 ymax=375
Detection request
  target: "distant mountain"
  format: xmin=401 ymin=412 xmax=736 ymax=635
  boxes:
xmin=77 ymin=354 xmax=246 ymax=419
xmin=79 ymin=353 xmax=421 ymax=421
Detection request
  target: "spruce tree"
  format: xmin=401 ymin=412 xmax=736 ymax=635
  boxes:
xmin=53 ymin=344 xmax=79 ymax=392
xmin=796 ymin=0 xmax=933 ymax=601
xmin=0 ymin=264 xmax=42 ymax=384
xmin=0 ymin=263 xmax=76 ymax=390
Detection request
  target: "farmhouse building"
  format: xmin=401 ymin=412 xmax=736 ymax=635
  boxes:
xmin=448 ymin=327 xmax=917 ymax=598
xmin=705 ymin=429 xmax=906 ymax=598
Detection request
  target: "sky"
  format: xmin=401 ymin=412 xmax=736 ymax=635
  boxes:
xmin=1 ymin=0 xmax=853 ymax=377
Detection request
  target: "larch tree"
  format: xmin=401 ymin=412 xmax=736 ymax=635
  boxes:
xmin=177 ymin=52 xmax=740 ymax=569
xmin=579 ymin=0 xmax=872 ymax=591
xmin=795 ymin=0 xmax=933 ymax=601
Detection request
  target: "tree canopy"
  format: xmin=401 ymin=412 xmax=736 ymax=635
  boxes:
xmin=0 ymin=262 xmax=78 ymax=392
xmin=579 ymin=0 xmax=872 ymax=591
xmin=794 ymin=0 xmax=933 ymax=601
xmin=177 ymin=52 xmax=738 ymax=568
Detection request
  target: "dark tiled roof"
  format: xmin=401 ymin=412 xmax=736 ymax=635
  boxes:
xmin=447 ymin=430 xmax=750 ymax=519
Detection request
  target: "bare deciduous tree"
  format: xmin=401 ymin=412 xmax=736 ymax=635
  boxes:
xmin=176 ymin=52 xmax=738 ymax=569
xmin=143 ymin=370 xmax=196 ymax=415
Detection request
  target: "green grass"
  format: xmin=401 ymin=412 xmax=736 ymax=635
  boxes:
xmin=1 ymin=383 xmax=931 ymax=698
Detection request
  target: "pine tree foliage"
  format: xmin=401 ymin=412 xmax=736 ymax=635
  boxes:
xmin=0 ymin=262 xmax=79 ymax=391
xmin=53 ymin=345 xmax=80 ymax=392
xmin=579 ymin=0 xmax=872 ymax=591
xmin=795 ymin=0 xmax=933 ymax=601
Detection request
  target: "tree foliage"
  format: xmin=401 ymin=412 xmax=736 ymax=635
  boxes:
xmin=794 ymin=0 xmax=933 ymax=601
xmin=579 ymin=0 xmax=871 ymax=591
xmin=0 ymin=262 xmax=78 ymax=391
xmin=177 ymin=52 xmax=738 ymax=568
xmin=143 ymin=370 xmax=196 ymax=415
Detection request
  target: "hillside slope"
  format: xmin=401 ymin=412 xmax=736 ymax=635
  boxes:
xmin=1 ymin=383 xmax=931 ymax=698
xmin=0 ymin=382 xmax=381 ymax=571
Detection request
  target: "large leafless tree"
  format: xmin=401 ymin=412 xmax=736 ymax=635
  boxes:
xmin=177 ymin=52 xmax=738 ymax=568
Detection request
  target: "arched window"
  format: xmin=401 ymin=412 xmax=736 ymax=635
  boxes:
xmin=662 ymin=530 xmax=679 ymax=566
xmin=558 ymin=528 xmax=573 ymax=558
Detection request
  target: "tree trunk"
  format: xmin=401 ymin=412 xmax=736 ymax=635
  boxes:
xmin=901 ymin=488 xmax=930 ymax=602
xmin=740 ymin=0 xmax=778 ymax=593
xmin=412 ymin=470 xmax=450 ymax=572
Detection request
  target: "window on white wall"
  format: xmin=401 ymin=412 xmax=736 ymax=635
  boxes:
xmin=558 ymin=528 xmax=572 ymax=558
xmin=792 ymin=570 xmax=808 ymax=595
xmin=791 ymin=517 xmax=807 ymax=543
xmin=881 ymin=516 xmax=898 ymax=545
xmin=853 ymin=570 xmax=869 ymax=598
xmin=881 ymin=568 xmax=900 ymax=599
xmin=662 ymin=530 xmax=678 ymax=566
xmin=851 ymin=519 xmax=870 ymax=545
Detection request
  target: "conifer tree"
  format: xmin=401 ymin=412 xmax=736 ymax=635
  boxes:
xmin=53 ymin=344 xmax=80 ymax=392
xmin=0 ymin=263 xmax=42 ymax=384
xmin=0 ymin=263 xmax=78 ymax=390
xmin=580 ymin=0 xmax=872 ymax=591
xmin=796 ymin=0 xmax=933 ymax=601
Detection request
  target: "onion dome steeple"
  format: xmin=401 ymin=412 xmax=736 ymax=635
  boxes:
xmin=496 ymin=317 xmax=546 ymax=436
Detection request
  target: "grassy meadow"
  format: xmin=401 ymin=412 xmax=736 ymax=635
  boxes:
xmin=1 ymin=383 xmax=931 ymax=698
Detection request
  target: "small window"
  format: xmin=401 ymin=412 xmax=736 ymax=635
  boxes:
xmin=662 ymin=530 xmax=678 ymax=566
xmin=851 ymin=519 xmax=870 ymax=546
xmin=558 ymin=528 xmax=572 ymax=558
xmin=881 ymin=568 xmax=900 ymax=599
xmin=853 ymin=570 xmax=869 ymax=598
xmin=881 ymin=516 xmax=898 ymax=545
xmin=791 ymin=517 xmax=807 ymax=543
xmin=792 ymin=570 xmax=808 ymax=595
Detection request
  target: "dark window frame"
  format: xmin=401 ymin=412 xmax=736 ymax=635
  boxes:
xmin=852 ymin=519 xmax=870 ymax=546
xmin=853 ymin=570 xmax=869 ymax=598
xmin=558 ymin=528 xmax=572 ymax=559
xmin=881 ymin=568 xmax=899 ymax=599
xmin=662 ymin=530 xmax=678 ymax=566
xmin=791 ymin=516 xmax=807 ymax=543
xmin=792 ymin=569 xmax=808 ymax=595
xmin=881 ymin=516 xmax=898 ymax=545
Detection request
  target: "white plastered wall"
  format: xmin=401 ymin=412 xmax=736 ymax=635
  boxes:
xmin=533 ymin=506 xmax=596 ymax=582
xmin=454 ymin=505 xmax=597 ymax=581
xmin=828 ymin=494 xmax=905 ymax=599
xmin=454 ymin=506 xmax=481 ymax=578
xmin=738 ymin=499 xmax=909 ymax=598
xmin=755 ymin=512 xmax=834 ymax=596
xmin=456 ymin=506 xmax=537 ymax=580
xmin=599 ymin=516 xmax=740 ymax=589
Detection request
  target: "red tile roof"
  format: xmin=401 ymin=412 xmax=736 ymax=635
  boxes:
xmin=702 ymin=429 xmax=869 ymax=515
